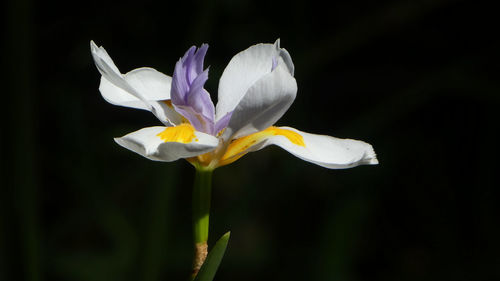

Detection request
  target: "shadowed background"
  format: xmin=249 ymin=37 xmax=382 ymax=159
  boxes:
xmin=1 ymin=0 xmax=499 ymax=280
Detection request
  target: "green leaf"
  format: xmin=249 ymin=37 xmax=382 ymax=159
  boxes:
xmin=194 ymin=232 xmax=231 ymax=281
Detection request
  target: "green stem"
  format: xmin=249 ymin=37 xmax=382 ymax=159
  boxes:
xmin=193 ymin=168 xmax=212 ymax=244
xmin=191 ymin=166 xmax=213 ymax=278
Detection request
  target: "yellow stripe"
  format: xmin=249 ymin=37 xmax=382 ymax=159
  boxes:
xmin=219 ymin=126 xmax=305 ymax=166
xmin=163 ymin=100 xmax=173 ymax=108
xmin=157 ymin=124 xmax=198 ymax=143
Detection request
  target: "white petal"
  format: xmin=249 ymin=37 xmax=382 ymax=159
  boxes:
xmin=125 ymin=67 xmax=172 ymax=101
xmin=114 ymin=126 xmax=219 ymax=162
xmin=91 ymin=41 xmax=182 ymax=124
xmin=221 ymin=63 xmax=297 ymax=140
xmin=99 ymin=76 xmax=147 ymax=109
xmin=90 ymin=40 xmax=121 ymax=76
xmin=99 ymin=68 xmax=171 ymax=108
xmin=90 ymin=41 xmax=138 ymax=98
xmin=221 ymin=126 xmax=378 ymax=169
xmin=216 ymin=41 xmax=293 ymax=122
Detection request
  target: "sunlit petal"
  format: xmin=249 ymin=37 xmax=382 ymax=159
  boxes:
xmin=219 ymin=126 xmax=377 ymax=169
xmin=114 ymin=126 xmax=219 ymax=162
xmin=221 ymin=63 xmax=297 ymax=141
xmin=91 ymin=41 xmax=182 ymax=125
xmin=216 ymin=40 xmax=293 ymax=123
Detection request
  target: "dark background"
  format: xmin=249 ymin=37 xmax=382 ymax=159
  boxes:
xmin=2 ymin=0 xmax=499 ymax=280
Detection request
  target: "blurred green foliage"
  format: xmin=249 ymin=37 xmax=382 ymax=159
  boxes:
xmin=2 ymin=0 xmax=499 ymax=280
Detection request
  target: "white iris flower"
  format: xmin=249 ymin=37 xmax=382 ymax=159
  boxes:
xmin=91 ymin=40 xmax=378 ymax=170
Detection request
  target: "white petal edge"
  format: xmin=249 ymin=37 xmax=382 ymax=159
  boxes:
xmin=90 ymin=40 xmax=121 ymax=77
xmin=91 ymin=41 xmax=141 ymax=100
xmin=221 ymin=63 xmax=297 ymax=141
xmin=216 ymin=40 xmax=293 ymax=122
xmin=114 ymin=126 xmax=219 ymax=162
xmin=245 ymin=127 xmax=378 ymax=169
xmin=275 ymin=39 xmax=295 ymax=76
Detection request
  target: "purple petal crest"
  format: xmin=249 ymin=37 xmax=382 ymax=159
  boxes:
xmin=214 ymin=111 xmax=233 ymax=135
xmin=171 ymin=44 xmax=222 ymax=135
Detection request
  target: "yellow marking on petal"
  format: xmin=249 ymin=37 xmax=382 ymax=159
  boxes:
xmin=216 ymin=128 xmax=226 ymax=137
xmin=218 ymin=126 xmax=305 ymax=167
xmin=157 ymin=124 xmax=198 ymax=143
xmin=271 ymin=127 xmax=306 ymax=147
xmin=163 ymin=100 xmax=173 ymax=108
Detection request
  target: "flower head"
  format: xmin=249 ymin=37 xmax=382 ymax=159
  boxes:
xmin=91 ymin=40 xmax=378 ymax=170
